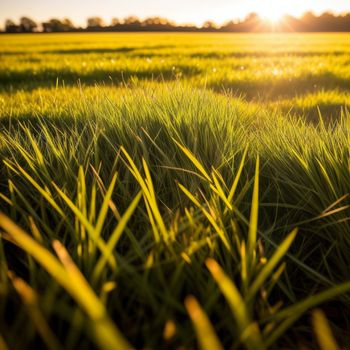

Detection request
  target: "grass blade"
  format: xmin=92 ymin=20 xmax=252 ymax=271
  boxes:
xmin=247 ymin=228 xmax=298 ymax=300
xmin=173 ymin=139 xmax=212 ymax=183
xmin=312 ymin=309 xmax=340 ymax=350
xmin=247 ymin=156 xmax=259 ymax=260
xmin=185 ymin=296 xmax=224 ymax=350
xmin=206 ymin=258 xmax=265 ymax=350
xmin=92 ymin=191 xmax=142 ymax=281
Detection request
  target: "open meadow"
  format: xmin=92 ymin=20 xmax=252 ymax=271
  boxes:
xmin=1 ymin=33 xmax=350 ymax=349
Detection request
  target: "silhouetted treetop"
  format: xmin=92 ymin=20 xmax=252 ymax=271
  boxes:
xmin=5 ymin=19 xmax=20 ymax=33
xmin=87 ymin=17 xmax=105 ymax=28
xmin=19 ymin=17 xmax=37 ymax=32
xmin=42 ymin=18 xmax=76 ymax=32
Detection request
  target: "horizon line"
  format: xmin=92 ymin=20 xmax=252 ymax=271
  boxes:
xmin=3 ymin=9 xmax=350 ymax=28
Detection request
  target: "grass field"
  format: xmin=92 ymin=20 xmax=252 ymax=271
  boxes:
xmin=1 ymin=33 xmax=350 ymax=349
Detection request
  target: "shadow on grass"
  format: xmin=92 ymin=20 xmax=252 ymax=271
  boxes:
xmin=0 ymin=45 xmax=174 ymax=56
xmin=210 ymin=72 xmax=350 ymax=100
xmin=189 ymin=50 xmax=350 ymax=59
xmin=0 ymin=65 xmax=202 ymax=91
xmin=282 ymin=104 xmax=348 ymax=124
xmin=2 ymin=69 xmax=350 ymax=100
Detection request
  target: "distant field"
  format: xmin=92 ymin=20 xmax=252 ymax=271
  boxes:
xmin=1 ymin=33 xmax=350 ymax=118
xmin=1 ymin=33 xmax=350 ymax=349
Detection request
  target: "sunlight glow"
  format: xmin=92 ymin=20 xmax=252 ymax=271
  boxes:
xmin=254 ymin=0 xmax=287 ymax=22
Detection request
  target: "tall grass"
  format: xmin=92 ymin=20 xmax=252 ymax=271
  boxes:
xmin=1 ymin=84 xmax=350 ymax=348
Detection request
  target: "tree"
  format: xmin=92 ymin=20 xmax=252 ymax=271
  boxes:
xmin=202 ymin=21 xmax=217 ymax=30
xmin=240 ymin=12 xmax=261 ymax=32
xmin=5 ymin=19 xmax=20 ymax=33
xmin=87 ymin=17 xmax=104 ymax=28
xmin=142 ymin=17 xmax=170 ymax=26
xmin=62 ymin=18 xmax=75 ymax=31
xmin=124 ymin=16 xmax=140 ymax=25
xmin=111 ymin=18 xmax=122 ymax=26
xmin=19 ymin=17 xmax=37 ymax=32
xmin=42 ymin=18 xmax=75 ymax=32
xmin=300 ymin=12 xmax=317 ymax=31
xmin=42 ymin=19 xmax=62 ymax=32
xmin=245 ymin=12 xmax=260 ymax=23
xmin=221 ymin=20 xmax=237 ymax=32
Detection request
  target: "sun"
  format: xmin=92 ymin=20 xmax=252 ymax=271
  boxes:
xmin=255 ymin=0 xmax=287 ymax=23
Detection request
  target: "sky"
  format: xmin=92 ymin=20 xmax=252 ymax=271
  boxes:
xmin=0 ymin=0 xmax=349 ymax=27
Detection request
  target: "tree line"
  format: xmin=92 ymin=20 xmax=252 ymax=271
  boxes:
xmin=3 ymin=12 xmax=350 ymax=33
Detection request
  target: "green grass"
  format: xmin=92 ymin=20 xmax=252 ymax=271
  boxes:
xmin=1 ymin=33 xmax=350 ymax=349
xmin=1 ymin=33 xmax=350 ymax=102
